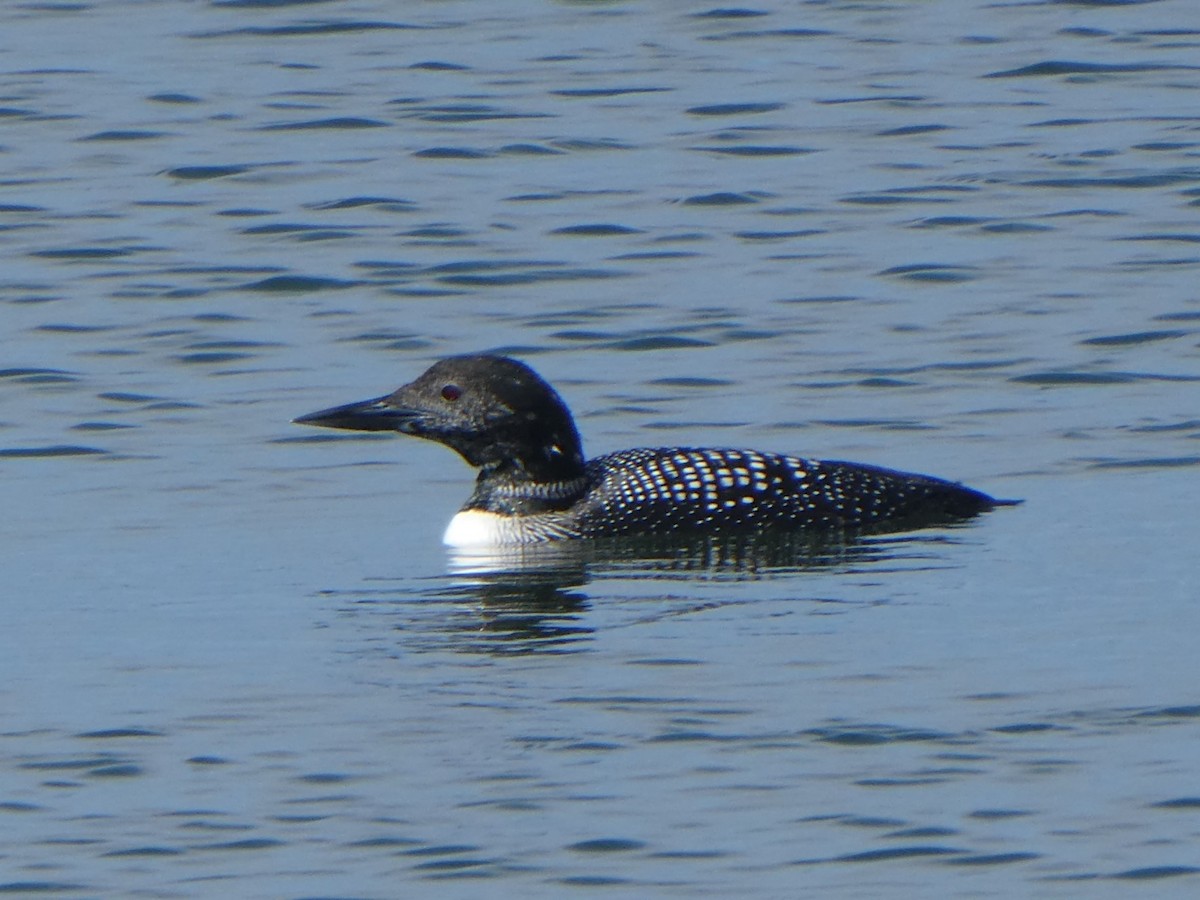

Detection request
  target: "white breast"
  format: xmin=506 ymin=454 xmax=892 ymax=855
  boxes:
xmin=442 ymin=508 xmax=580 ymax=546
xmin=442 ymin=509 xmax=515 ymax=547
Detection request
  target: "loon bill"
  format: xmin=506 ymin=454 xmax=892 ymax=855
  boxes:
xmin=294 ymin=354 xmax=1018 ymax=547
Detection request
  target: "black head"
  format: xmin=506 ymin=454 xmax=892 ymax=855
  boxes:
xmin=294 ymin=355 xmax=585 ymax=481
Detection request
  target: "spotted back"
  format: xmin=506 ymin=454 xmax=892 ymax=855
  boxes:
xmin=576 ymin=447 xmax=994 ymax=537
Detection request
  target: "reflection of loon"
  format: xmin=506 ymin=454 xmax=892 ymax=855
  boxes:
xmin=295 ymin=355 xmax=1017 ymax=547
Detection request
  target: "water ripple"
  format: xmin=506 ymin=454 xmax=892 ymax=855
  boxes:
xmin=987 ymin=60 xmax=1200 ymax=78
xmin=192 ymin=20 xmax=428 ymax=39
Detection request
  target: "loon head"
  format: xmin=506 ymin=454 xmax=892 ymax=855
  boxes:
xmin=294 ymin=355 xmax=586 ymax=481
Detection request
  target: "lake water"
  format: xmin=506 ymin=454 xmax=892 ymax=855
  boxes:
xmin=2 ymin=0 xmax=1199 ymax=895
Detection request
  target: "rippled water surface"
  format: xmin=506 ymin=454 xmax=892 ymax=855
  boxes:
xmin=3 ymin=0 xmax=1200 ymax=895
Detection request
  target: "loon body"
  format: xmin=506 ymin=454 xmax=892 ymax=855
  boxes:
xmin=295 ymin=355 xmax=1014 ymax=547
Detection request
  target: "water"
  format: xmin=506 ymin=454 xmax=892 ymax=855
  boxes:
xmin=2 ymin=0 xmax=1199 ymax=895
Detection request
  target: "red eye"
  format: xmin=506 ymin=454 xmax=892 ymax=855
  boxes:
xmin=440 ymin=383 xmax=461 ymax=402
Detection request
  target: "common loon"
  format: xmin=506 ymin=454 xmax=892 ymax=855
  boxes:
xmin=295 ymin=355 xmax=1015 ymax=547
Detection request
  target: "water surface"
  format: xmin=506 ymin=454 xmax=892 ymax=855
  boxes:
xmin=2 ymin=0 xmax=1199 ymax=895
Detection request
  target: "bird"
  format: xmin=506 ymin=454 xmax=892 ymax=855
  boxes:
xmin=294 ymin=354 xmax=1016 ymax=547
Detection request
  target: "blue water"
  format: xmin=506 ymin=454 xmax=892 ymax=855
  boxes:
xmin=2 ymin=0 xmax=1200 ymax=895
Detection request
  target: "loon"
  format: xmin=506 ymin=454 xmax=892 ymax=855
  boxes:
xmin=294 ymin=355 xmax=1015 ymax=547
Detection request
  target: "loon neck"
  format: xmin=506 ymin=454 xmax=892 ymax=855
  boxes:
xmin=467 ymin=465 xmax=590 ymax=516
xmin=456 ymin=415 xmax=590 ymax=514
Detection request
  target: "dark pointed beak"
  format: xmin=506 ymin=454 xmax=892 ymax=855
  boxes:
xmin=293 ymin=395 xmax=419 ymax=433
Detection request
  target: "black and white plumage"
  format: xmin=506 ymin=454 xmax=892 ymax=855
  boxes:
xmin=295 ymin=355 xmax=1015 ymax=547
